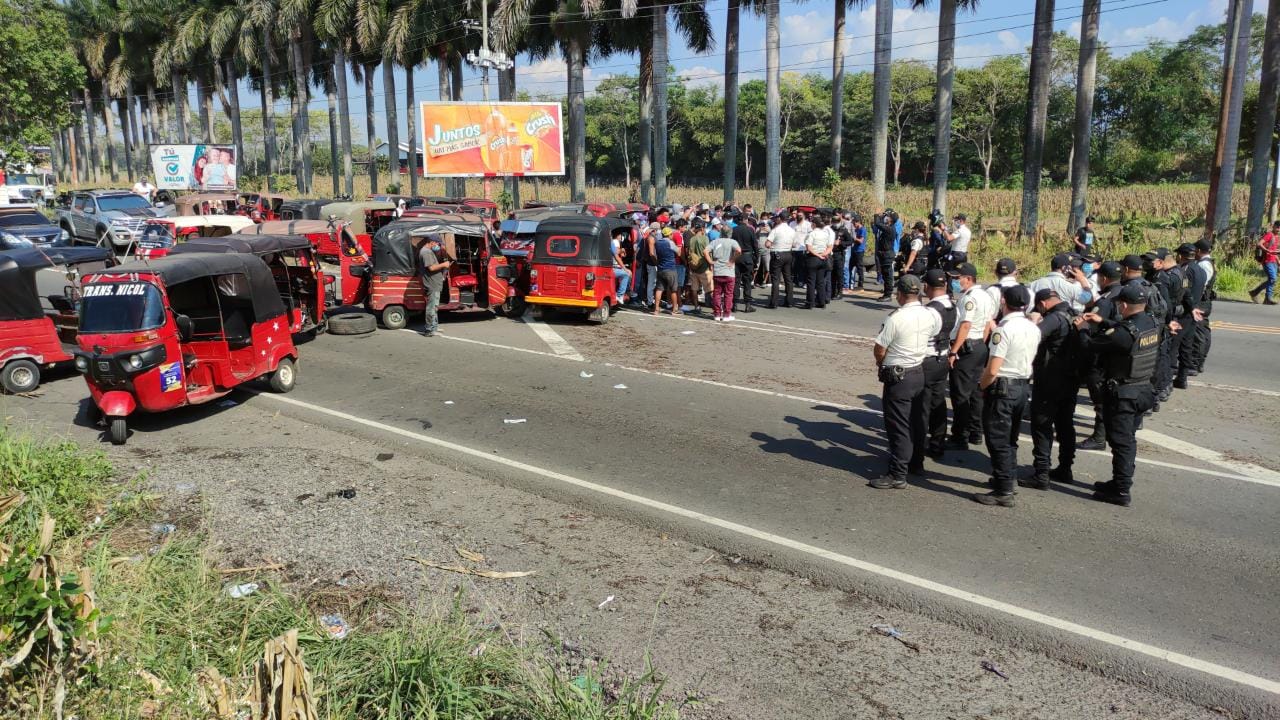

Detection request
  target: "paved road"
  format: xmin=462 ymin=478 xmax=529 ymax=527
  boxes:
xmin=27 ymin=268 xmax=1280 ymax=714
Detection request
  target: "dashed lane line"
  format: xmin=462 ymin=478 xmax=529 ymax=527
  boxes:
xmin=256 ymin=391 xmax=1280 ymax=698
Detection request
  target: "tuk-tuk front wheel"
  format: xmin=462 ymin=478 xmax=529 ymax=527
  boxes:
xmin=1 ymin=359 xmax=40 ymax=394
xmin=502 ymin=297 xmax=526 ymax=318
xmin=590 ymin=302 xmax=611 ymax=325
xmin=109 ymin=416 xmax=127 ymax=445
xmin=381 ymin=305 xmax=408 ymax=330
xmin=269 ymin=358 xmax=297 ymax=393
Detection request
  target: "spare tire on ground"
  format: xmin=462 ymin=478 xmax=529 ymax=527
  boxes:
xmin=327 ymin=312 xmax=378 ymax=335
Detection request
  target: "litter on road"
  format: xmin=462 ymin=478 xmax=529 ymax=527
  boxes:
xmin=456 ymin=547 xmax=486 ymax=563
xmin=217 ymin=399 xmax=237 ymax=408
xmin=150 ymin=523 xmax=176 ymax=536
xmin=579 ymin=371 xmax=594 ymax=378
xmin=598 ymin=595 xmax=615 ymax=609
xmin=444 ymin=400 xmax=455 ymax=405
xmin=680 ymin=330 xmax=696 ymax=336
xmin=613 ymin=384 xmax=628 ymax=390
xmin=503 ymin=418 xmax=528 ymax=424
xmin=405 ymin=555 xmax=535 ymax=579
xmin=225 ymin=582 xmax=259 ymax=599
xmin=320 ymin=614 xmax=349 ymax=640
xmin=870 ymin=623 xmax=921 ymax=652
xmin=980 ymin=660 xmax=1010 ymax=680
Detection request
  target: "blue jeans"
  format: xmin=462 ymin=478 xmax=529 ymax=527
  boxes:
xmin=1253 ymin=261 xmax=1277 ymax=300
xmin=613 ymin=267 xmax=631 ymax=301
xmin=424 ymin=284 xmax=441 ymax=333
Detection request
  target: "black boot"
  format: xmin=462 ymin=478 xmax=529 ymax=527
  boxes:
xmin=1078 ymin=431 xmax=1106 ymax=451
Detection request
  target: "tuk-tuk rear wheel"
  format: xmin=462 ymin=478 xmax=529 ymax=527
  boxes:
xmin=590 ymin=302 xmax=611 ymax=325
xmin=109 ymin=417 xmax=127 ymax=445
xmin=381 ymin=305 xmax=408 ymax=330
xmin=1 ymin=359 xmax=40 ymax=394
xmin=502 ymin=297 xmax=526 ymax=318
xmin=269 ymin=358 xmax=297 ymax=393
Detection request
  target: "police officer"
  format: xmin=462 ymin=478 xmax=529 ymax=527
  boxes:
xmin=1022 ymin=288 xmax=1080 ymax=489
xmin=1079 ymin=260 xmax=1124 ymax=451
xmin=1191 ymin=239 xmax=1216 ymax=373
xmin=1172 ymin=243 xmax=1208 ymax=389
xmin=920 ymin=269 xmax=956 ymax=461
xmin=873 ymin=210 xmax=900 ymax=301
xmin=946 ymin=263 xmax=996 ymax=448
xmin=973 ymin=285 xmax=1040 ymax=507
xmin=870 ymin=274 xmax=941 ymax=489
xmin=1143 ymin=247 xmax=1180 ymax=402
xmin=731 ymin=212 xmax=759 ymax=313
xmin=1076 ymin=283 xmax=1160 ymax=507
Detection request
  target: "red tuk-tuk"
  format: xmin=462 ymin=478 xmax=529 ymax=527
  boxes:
xmin=238 ymin=192 xmax=291 ymax=222
xmin=134 ymin=215 xmax=257 ymax=259
xmin=75 ymin=253 xmax=299 ymax=444
xmin=494 ymin=209 xmax=568 ymax=316
xmin=170 ymin=233 xmax=331 ymax=335
xmin=339 ymin=214 xmax=506 ymax=329
xmin=0 ymin=247 xmax=116 ymax=393
xmin=321 ymin=201 xmax=397 ymax=258
xmin=524 ymin=215 xmax=634 ymax=324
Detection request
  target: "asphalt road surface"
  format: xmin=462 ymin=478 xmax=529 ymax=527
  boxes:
xmin=25 ymin=267 xmax=1280 ymax=715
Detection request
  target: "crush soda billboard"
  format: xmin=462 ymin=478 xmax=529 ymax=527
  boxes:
xmin=418 ymin=102 xmax=565 ymax=177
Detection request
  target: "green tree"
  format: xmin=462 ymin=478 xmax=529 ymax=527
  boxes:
xmin=953 ymin=57 xmax=1026 ymax=189
xmin=0 ymin=0 xmax=85 ymax=161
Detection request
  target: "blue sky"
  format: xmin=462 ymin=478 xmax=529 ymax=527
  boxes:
xmin=202 ymin=0 xmax=1233 ymax=148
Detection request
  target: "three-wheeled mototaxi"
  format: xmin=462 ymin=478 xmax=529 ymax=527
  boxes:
xmin=339 ymin=214 xmax=507 ymax=329
xmin=170 ymin=233 xmax=331 ymax=334
xmin=320 ymin=201 xmax=396 ymax=258
xmin=0 ymin=246 xmax=116 ymax=393
xmin=134 ymin=215 xmax=257 ymax=259
xmin=525 ymin=215 xmax=635 ymax=324
xmin=75 ymin=253 xmax=299 ymax=444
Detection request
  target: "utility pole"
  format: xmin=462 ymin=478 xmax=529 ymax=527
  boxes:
xmin=465 ymin=3 xmax=514 ymax=200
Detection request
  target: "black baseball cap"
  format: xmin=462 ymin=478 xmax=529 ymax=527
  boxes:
xmin=896 ymin=274 xmax=923 ymax=295
xmin=994 ymin=258 xmax=1017 ymax=275
xmin=1118 ymin=283 xmax=1148 ymax=304
xmin=1176 ymin=242 xmax=1197 ymax=256
xmin=1194 ymin=239 xmax=1213 ymax=253
xmin=947 ymin=262 xmax=977 ymax=278
xmin=1034 ymin=288 xmax=1059 ymax=305
xmin=924 ymin=268 xmax=948 ymax=288
xmin=1143 ymin=247 xmax=1169 ymax=261
xmin=1098 ymin=261 xmax=1123 ymax=280
xmin=953 ymin=213 xmax=967 ymax=221
xmin=1002 ymin=285 xmax=1031 ymax=309
xmin=1121 ymin=254 xmax=1144 ymax=271
xmin=1051 ymin=253 xmax=1081 ymax=270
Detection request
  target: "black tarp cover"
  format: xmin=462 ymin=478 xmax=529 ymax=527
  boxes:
xmin=94 ymin=253 xmax=286 ymax=322
xmin=371 ymin=217 xmax=488 ymax=276
xmin=532 ymin=216 xmax=631 ymax=267
xmin=170 ymin=234 xmax=313 ymax=256
xmin=0 ymin=247 xmax=115 ymax=321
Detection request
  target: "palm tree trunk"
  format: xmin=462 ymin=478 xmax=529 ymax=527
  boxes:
xmin=567 ymin=32 xmax=587 ymax=203
xmin=638 ymin=39 xmax=653 ymax=205
xmin=171 ymin=70 xmax=189 ymax=143
xmin=382 ymin=60 xmax=400 ymax=191
xmin=1208 ymin=0 xmax=1252 ymax=237
xmin=722 ymin=0 xmax=740 ymax=202
xmin=1247 ymin=0 xmax=1280 ymax=237
xmin=143 ymin=85 xmax=157 ymax=145
xmin=126 ymin=86 xmax=141 ymax=174
xmin=831 ymin=0 xmax=846 ymax=173
xmin=224 ymin=59 xmax=245 ymax=181
xmin=261 ymin=31 xmax=275 ymax=182
xmin=870 ymin=0 xmax=892 ymax=207
xmin=326 ymin=70 xmax=339 ymax=196
xmin=450 ymin=54 xmax=466 ymax=197
xmin=71 ymin=120 xmax=86 ymax=183
xmin=83 ymin=88 xmax=99 ymax=183
xmin=931 ymin=0 xmax=957 ymax=216
xmin=437 ymin=53 xmax=450 ymax=196
xmin=290 ymin=34 xmax=312 ymax=194
xmin=405 ymin=62 xmax=418 ymax=196
xmin=196 ymin=71 xmax=214 ymax=143
xmin=765 ymin=0 xmax=781 ymax=210
xmin=499 ymin=65 xmax=520 ymax=207
xmin=51 ymin=131 xmax=63 ymax=184
xmin=1018 ymin=0 xmax=1056 ymax=238
xmin=101 ymin=81 xmax=119 ymax=182
xmin=335 ymin=48 xmax=354 ymax=197
xmin=653 ymin=4 xmax=669 ymax=204
xmin=117 ymin=98 xmax=135 ymax=182
xmin=1067 ymin=0 xmax=1101 ymax=236
xmin=365 ymin=61 xmax=378 ymax=194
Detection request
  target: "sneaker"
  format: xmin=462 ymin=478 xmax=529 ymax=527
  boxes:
xmin=713 ymin=316 xmax=722 ymax=322
xmin=1267 ymin=299 xmax=1278 ymax=305
xmin=724 ymin=315 xmax=736 ymax=322
xmin=1078 ymin=436 xmax=1106 ymax=451
xmin=971 ymin=492 xmax=1015 ymax=507
xmin=1250 ymin=290 xmax=1261 ymax=304
xmin=868 ymin=476 xmax=908 ymax=490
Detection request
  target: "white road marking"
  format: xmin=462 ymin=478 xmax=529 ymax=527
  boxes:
xmin=620 ymin=307 xmax=875 ymax=343
xmin=429 ymin=331 xmax=1268 ymax=485
xmin=1135 ymin=428 xmax=1280 ymax=485
xmin=1189 ymin=380 xmax=1280 ymax=398
xmin=519 ymin=311 xmax=586 ymax=361
xmin=254 ymin=392 xmax=1280 ymax=697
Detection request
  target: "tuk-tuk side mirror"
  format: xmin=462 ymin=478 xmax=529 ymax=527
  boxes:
xmin=494 ymin=264 xmax=513 ymax=280
xmin=175 ymin=314 xmax=193 ymax=343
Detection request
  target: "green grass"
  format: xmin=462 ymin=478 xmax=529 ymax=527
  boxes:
xmin=0 ymin=431 xmax=680 ymax=720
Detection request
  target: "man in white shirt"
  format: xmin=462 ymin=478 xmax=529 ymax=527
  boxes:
xmin=1029 ymin=253 xmax=1093 ymax=312
xmin=871 ymin=274 xmax=942 ymax=490
xmin=132 ymin=177 xmax=156 ymax=202
xmin=973 ymin=285 xmax=1041 ymax=507
xmin=985 ymin=257 xmax=1021 ymax=308
xmin=947 ymin=214 xmax=972 ymax=267
xmin=946 ymin=263 xmax=996 ymax=447
xmin=804 ymin=217 xmax=835 ymax=308
xmin=766 ymin=216 xmax=797 ymax=308
xmin=1192 ymin=239 xmax=1216 ymax=372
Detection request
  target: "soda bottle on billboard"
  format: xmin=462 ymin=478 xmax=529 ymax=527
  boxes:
xmin=482 ymin=108 xmax=508 ymax=173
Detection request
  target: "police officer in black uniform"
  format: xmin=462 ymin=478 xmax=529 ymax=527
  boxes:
xmin=1144 ymin=247 xmax=1181 ymax=403
xmin=1172 ymin=243 xmax=1208 ymax=389
xmin=1079 ymin=261 xmax=1124 ymax=451
xmin=919 ymin=269 xmax=956 ymax=461
xmin=1022 ymin=288 xmax=1081 ymax=489
xmin=732 ymin=212 xmax=759 ymax=313
xmin=1120 ymin=254 xmax=1167 ymax=413
xmin=1076 ymin=283 xmax=1160 ymax=507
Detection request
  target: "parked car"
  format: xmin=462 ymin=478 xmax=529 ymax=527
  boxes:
xmin=57 ymin=189 xmax=174 ymax=249
xmin=0 ymin=206 xmax=71 ymax=249
xmin=3 ymin=171 xmax=56 ymax=205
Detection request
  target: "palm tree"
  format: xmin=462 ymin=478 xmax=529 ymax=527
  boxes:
xmin=765 ymin=0 xmax=780 ymax=210
xmin=652 ymin=4 xmax=669 ymax=204
xmin=316 ymin=0 xmax=359 ymax=195
xmin=1207 ymin=0 xmax=1253 ymax=238
xmin=1017 ymin=0 xmax=1055 ymax=238
xmin=1067 ymin=0 xmax=1100 ymax=235
xmin=870 ymin=0 xmax=892 ymax=207
xmin=723 ymin=0 xmax=741 ymax=201
xmin=1247 ymin=0 xmax=1280 ymax=236
xmin=920 ymin=0 xmax=979 ymax=217
xmin=278 ymin=0 xmax=315 ymax=193
xmin=831 ymin=0 xmax=850 ymax=173
xmin=69 ymin=0 xmax=122 ymax=182
xmin=387 ymin=0 xmax=441 ymax=197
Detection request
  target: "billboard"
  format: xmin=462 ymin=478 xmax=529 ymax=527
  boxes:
xmin=148 ymin=144 xmax=238 ymax=191
xmin=419 ymin=101 xmax=565 ymax=177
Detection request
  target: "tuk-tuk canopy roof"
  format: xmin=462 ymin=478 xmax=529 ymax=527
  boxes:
xmin=245 ymin=219 xmax=344 ymax=236
xmin=170 ymin=233 xmax=313 ymax=257
xmin=98 ymin=253 xmax=286 ymax=322
xmin=149 ymin=215 xmax=256 ymax=230
xmin=371 ymin=215 xmax=489 ymax=276
xmin=532 ymin=215 xmax=631 ymax=267
xmin=280 ymin=199 xmax=331 ymax=220
xmin=0 ymin=247 xmax=116 ymax=321
xmin=320 ymin=201 xmax=396 ymax=234
xmin=500 ymin=208 xmax=568 ymax=236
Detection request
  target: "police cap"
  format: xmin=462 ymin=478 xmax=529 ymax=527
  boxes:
xmin=1143 ymin=247 xmax=1169 ymax=261
xmin=947 ymin=262 xmax=978 ymax=278
xmin=995 ymin=257 xmax=1017 ymax=275
xmin=1002 ymin=285 xmax=1031 ymax=309
xmin=1194 ymin=239 xmax=1213 ymax=253
xmin=896 ymin=274 xmax=923 ymax=295
xmin=1121 ymin=254 xmax=1144 ymax=271
xmin=1118 ymin=283 xmax=1148 ymax=304
xmin=1034 ymin=288 xmax=1059 ymax=305
xmin=1098 ymin=261 xmax=1123 ymax=280
xmin=1176 ymin=242 xmax=1197 ymax=256
xmin=924 ymin=268 xmax=948 ymax=288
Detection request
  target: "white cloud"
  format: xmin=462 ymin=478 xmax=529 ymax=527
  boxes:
xmin=679 ymin=65 xmax=725 ymax=90
xmin=513 ymin=56 xmax=606 ymax=97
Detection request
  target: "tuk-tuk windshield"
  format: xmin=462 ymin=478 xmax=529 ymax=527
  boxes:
xmin=80 ymin=282 xmax=166 ymax=333
xmin=139 ymin=224 xmax=175 ymax=249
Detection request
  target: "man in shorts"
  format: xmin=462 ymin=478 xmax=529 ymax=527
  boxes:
xmin=651 ymin=223 xmax=681 ymax=315
xmin=684 ymin=220 xmax=713 ymax=313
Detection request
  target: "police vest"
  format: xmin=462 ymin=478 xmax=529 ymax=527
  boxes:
xmin=927 ymin=298 xmax=957 ymax=354
xmin=1106 ymin=315 xmax=1161 ymax=384
xmin=1130 ymin=278 xmax=1167 ymax=325
xmin=1203 ymin=258 xmax=1218 ymax=304
xmin=1034 ymin=305 xmax=1080 ymax=375
xmin=1164 ymin=266 xmax=1186 ymax=312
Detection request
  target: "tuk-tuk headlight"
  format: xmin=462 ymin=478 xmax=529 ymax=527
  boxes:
xmin=530 ymin=269 xmax=538 ymax=279
xmin=74 ymin=355 xmax=89 ymax=373
xmin=128 ymin=354 xmax=143 ymax=370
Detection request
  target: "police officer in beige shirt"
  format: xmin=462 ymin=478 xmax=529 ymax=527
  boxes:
xmin=870 ymin=274 xmax=942 ymax=490
xmin=972 ymin=285 xmax=1041 ymax=507
xmin=946 ymin=263 xmax=996 ymax=447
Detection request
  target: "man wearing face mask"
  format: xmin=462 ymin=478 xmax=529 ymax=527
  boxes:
xmin=973 ymin=285 xmax=1040 ymax=507
xmin=1078 ymin=260 xmax=1124 ymax=451
xmin=946 ymin=263 xmax=996 ymax=448
xmin=1022 ymin=288 xmax=1081 ymax=490
xmin=1030 ymin=253 xmax=1093 ymax=313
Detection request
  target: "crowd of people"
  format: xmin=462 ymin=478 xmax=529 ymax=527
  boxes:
xmin=602 ymin=200 xmax=1232 ymax=509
